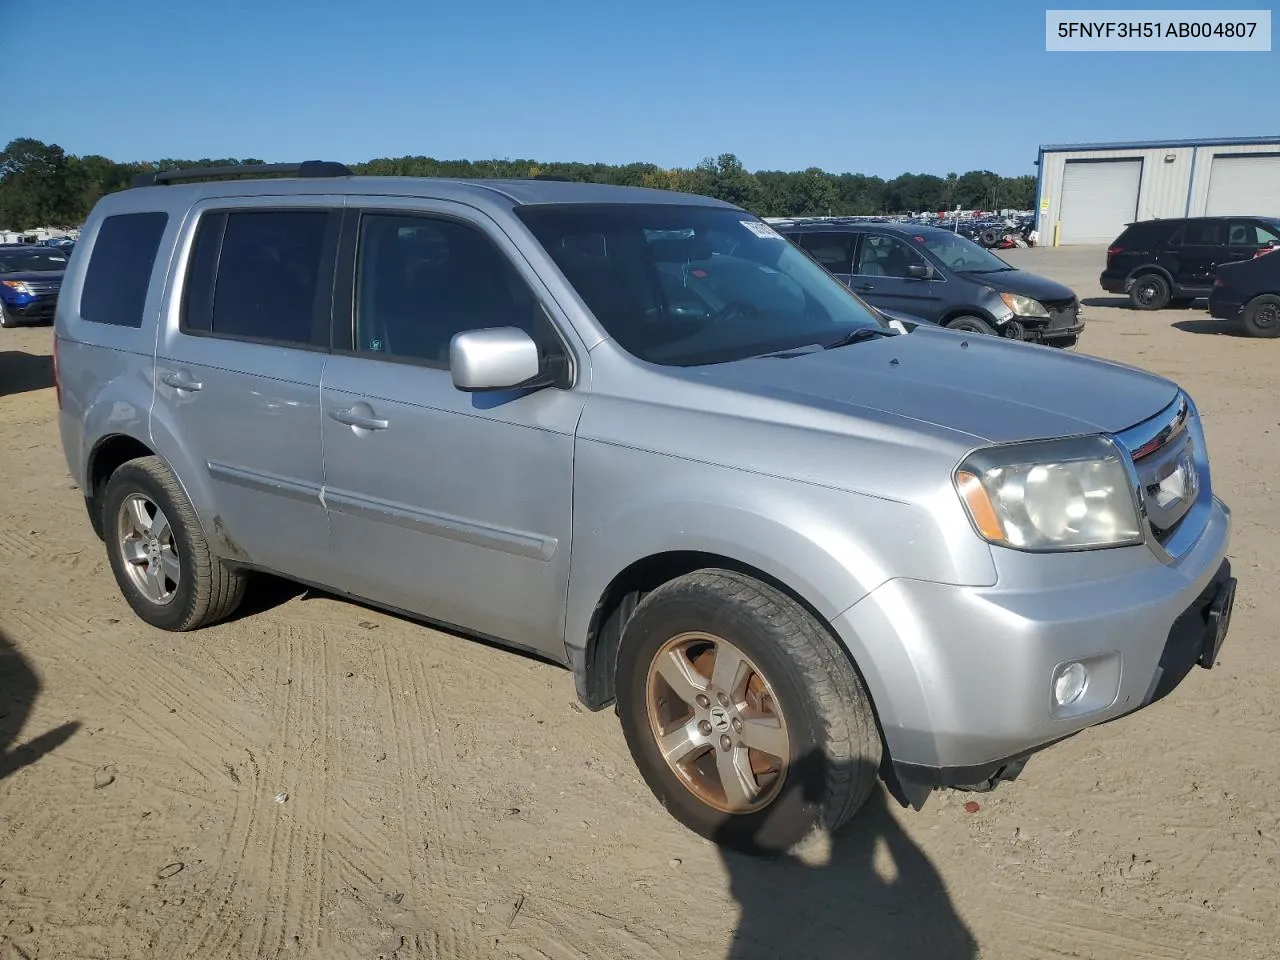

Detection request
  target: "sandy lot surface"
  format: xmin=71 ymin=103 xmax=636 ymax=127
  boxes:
xmin=1 ymin=245 xmax=1277 ymax=960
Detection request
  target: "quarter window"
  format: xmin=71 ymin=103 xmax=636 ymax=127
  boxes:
xmin=352 ymin=214 xmax=549 ymax=366
xmin=81 ymin=212 xmax=169 ymax=328
xmin=182 ymin=209 xmax=334 ymax=347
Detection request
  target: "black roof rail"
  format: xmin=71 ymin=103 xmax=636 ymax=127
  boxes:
xmin=131 ymin=160 xmax=353 ymax=188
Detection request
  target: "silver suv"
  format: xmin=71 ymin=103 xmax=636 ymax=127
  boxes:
xmin=55 ymin=163 xmax=1236 ymax=854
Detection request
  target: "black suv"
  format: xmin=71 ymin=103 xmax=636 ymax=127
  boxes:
xmin=775 ymin=219 xmax=1083 ymax=347
xmin=1101 ymin=217 xmax=1280 ymax=310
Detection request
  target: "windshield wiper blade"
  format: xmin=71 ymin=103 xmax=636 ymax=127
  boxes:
xmin=823 ymin=327 xmax=894 ymax=350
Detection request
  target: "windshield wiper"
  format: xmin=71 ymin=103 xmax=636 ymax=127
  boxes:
xmin=823 ymin=327 xmax=894 ymax=350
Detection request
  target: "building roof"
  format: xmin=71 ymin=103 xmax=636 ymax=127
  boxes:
xmin=1039 ymin=135 xmax=1280 ymax=154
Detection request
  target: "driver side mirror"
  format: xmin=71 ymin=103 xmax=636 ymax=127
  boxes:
xmin=450 ymin=327 xmax=569 ymax=393
xmin=907 ymin=262 xmax=936 ymax=280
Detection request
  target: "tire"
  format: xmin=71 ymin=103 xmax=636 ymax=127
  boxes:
xmin=102 ymin=455 xmax=246 ymax=631
xmin=0 ymin=301 xmax=14 ymax=328
xmin=1128 ymin=273 xmax=1170 ymax=310
xmin=615 ymin=569 xmax=882 ymax=856
xmin=946 ymin=315 xmax=998 ymax=336
xmin=1241 ymin=294 xmax=1280 ymax=338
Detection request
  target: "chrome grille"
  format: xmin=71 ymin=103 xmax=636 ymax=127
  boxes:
xmin=1120 ymin=395 xmax=1198 ymax=544
xmin=22 ymin=279 xmax=61 ymax=296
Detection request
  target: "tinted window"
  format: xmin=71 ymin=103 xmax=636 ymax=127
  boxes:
xmin=854 ymin=234 xmax=929 ymax=278
xmin=81 ymin=213 xmax=168 ymax=327
xmin=1116 ymin=220 xmax=1179 ymax=247
xmin=797 ymin=232 xmax=855 ymax=273
xmin=1179 ymin=221 xmax=1226 ymax=245
xmin=182 ymin=209 xmax=331 ymax=346
xmin=517 ymin=204 xmax=884 ymax=367
xmin=354 ymin=214 xmax=547 ymax=366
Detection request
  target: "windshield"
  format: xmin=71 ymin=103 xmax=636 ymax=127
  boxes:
xmin=917 ymin=233 xmax=1011 ymax=272
xmin=0 ymin=249 xmax=68 ymax=273
xmin=517 ymin=204 xmax=885 ymax=366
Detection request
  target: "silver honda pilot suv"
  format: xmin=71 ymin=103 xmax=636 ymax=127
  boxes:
xmin=55 ymin=162 xmax=1235 ymax=854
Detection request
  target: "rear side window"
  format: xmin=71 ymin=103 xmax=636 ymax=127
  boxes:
xmin=797 ymin=232 xmax=856 ymax=273
xmin=1178 ymin=221 xmax=1227 ymax=246
xmin=182 ymin=209 xmax=334 ymax=347
xmin=81 ymin=212 xmax=169 ymax=327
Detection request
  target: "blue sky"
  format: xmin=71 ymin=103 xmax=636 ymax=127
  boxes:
xmin=1 ymin=0 xmax=1274 ymax=177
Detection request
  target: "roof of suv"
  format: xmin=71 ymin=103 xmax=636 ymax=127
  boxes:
xmin=119 ymin=174 xmax=739 ymax=210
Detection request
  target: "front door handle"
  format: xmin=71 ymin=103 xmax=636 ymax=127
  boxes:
xmin=160 ymin=371 xmax=203 ymax=392
xmin=329 ymin=408 xmax=389 ymax=431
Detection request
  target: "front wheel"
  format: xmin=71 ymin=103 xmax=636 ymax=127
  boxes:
xmin=0 ymin=301 xmax=14 ymax=328
xmin=615 ymin=569 xmax=882 ymax=855
xmin=946 ymin=315 xmax=998 ymax=336
xmin=1241 ymin=294 xmax=1280 ymax=338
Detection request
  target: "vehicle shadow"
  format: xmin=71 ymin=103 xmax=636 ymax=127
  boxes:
xmin=1080 ymin=296 xmax=1131 ymax=309
xmin=0 ymin=627 xmax=80 ymax=780
xmin=1173 ymin=319 xmax=1246 ymax=337
xmin=716 ymin=752 xmax=976 ymax=960
xmin=0 ymin=351 xmax=54 ymax=398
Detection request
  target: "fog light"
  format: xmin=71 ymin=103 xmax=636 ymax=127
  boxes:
xmin=1052 ymin=662 xmax=1088 ymax=706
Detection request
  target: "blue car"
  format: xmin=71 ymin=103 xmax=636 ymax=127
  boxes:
xmin=0 ymin=244 xmax=68 ymax=328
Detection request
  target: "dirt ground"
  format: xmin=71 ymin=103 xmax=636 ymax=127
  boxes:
xmin=1 ymin=245 xmax=1277 ymax=960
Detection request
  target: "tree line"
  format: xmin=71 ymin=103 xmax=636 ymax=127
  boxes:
xmin=0 ymin=137 xmax=1036 ymax=231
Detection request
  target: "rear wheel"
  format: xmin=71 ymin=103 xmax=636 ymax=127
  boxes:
xmin=1241 ymin=294 xmax=1280 ymax=338
xmin=102 ymin=456 xmax=246 ymax=631
xmin=1129 ymin=273 xmax=1170 ymax=310
xmin=946 ymin=315 xmax=998 ymax=336
xmin=615 ymin=569 xmax=882 ymax=855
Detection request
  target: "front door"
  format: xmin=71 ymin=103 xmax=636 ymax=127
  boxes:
xmin=153 ymin=201 xmax=339 ymax=582
xmin=849 ymin=233 xmax=947 ymax=320
xmin=1227 ymin=219 xmax=1280 ymax=263
xmin=319 ymin=203 xmax=585 ymax=658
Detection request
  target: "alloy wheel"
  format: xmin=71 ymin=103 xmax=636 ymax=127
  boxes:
xmin=117 ymin=493 xmax=180 ymax=605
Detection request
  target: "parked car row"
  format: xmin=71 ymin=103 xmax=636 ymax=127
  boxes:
xmin=1100 ymin=215 xmax=1280 ymax=337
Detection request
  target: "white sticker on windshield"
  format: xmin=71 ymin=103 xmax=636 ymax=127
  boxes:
xmin=741 ymin=220 xmax=783 ymax=240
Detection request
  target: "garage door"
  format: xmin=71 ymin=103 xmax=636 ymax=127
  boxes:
xmin=1058 ymin=159 xmax=1143 ymax=245
xmin=1204 ymin=155 xmax=1280 ymax=217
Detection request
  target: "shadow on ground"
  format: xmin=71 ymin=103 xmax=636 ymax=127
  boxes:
xmin=717 ymin=752 xmax=975 ymax=960
xmin=0 ymin=627 xmax=80 ymax=780
xmin=1081 ymin=296 xmax=1131 ymax=309
xmin=1173 ymin=319 xmax=1246 ymax=337
xmin=0 ymin=351 xmax=54 ymax=398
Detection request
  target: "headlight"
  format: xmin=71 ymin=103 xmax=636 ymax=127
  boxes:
xmin=954 ymin=436 xmax=1143 ymax=551
xmin=0 ymin=280 xmax=33 ymax=295
xmin=999 ymin=292 xmax=1049 ymax=318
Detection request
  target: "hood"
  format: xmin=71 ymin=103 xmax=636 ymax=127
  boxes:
xmin=0 ymin=269 xmax=64 ymax=283
xmin=684 ymin=325 xmax=1177 ymax=445
xmin=954 ymin=266 xmax=1076 ymax=303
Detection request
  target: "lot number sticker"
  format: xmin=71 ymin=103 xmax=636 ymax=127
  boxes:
xmin=742 ymin=220 xmax=784 ymax=240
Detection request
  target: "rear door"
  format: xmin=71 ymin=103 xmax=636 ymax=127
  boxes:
xmin=318 ymin=200 xmax=585 ymax=658
xmin=849 ymin=232 xmax=947 ymax=319
xmin=153 ymin=200 xmax=339 ymax=583
xmin=794 ymin=232 xmax=856 ymax=286
xmin=1169 ymin=219 xmax=1228 ymax=290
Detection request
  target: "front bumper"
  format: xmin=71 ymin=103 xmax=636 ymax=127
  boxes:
xmin=1 ymin=295 xmax=58 ymax=323
xmin=831 ymin=495 xmax=1232 ymax=785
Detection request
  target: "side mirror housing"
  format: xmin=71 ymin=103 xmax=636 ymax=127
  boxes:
xmin=450 ymin=327 xmax=567 ymax=393
xmin=907 ymin=262 xmax=935 ymax=280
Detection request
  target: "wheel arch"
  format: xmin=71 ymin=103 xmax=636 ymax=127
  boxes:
xmin=940 ymin=307 xmax=1001 ymax=328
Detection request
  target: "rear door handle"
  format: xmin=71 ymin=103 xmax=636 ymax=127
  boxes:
xmin=854 ymin=283 xmax=875 ymax=292
xmin=160 ymin=371 xmax=203 ymax=392
xmin=329 ymin=408 xmax=389 ymax=431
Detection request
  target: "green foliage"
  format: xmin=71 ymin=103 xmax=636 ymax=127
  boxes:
xmin=0 ymin=138 xmax=1035 ymax=230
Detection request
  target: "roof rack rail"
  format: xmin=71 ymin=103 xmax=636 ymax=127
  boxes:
xmin=131 ymin=160 xmax=353 ymax=188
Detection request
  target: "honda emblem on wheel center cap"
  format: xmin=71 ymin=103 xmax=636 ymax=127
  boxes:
xmin=710 ymin=707 xmax=730 ymax=731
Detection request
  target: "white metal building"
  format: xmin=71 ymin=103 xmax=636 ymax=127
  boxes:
xmin=1035 ymin=136 xmax=1280 ymax=245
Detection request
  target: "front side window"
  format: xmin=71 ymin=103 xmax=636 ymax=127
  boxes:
xmin=352 ymin=214 xmax=549 ymax=366
xmin=517 ymin=204 xmax=884 ymax=367
xmin=81 ymin=212 xmax=168 ymax=328
xmin=182 ymin=209 xmax=332 ymax=346
xmin=917 ymin=232 xmax=1011 ymax=273
xmin=853 ymin=234 xmax=932 ymax=279
xmin=1229 ymin=220 xmax=1280 ymax=246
